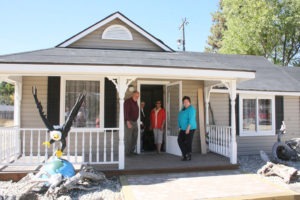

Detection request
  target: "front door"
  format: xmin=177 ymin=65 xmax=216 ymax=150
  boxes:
xmin=166 ymin=81 xmax=182 ymax=156
xmin=140 ymin=85 xmax=164 ymax=152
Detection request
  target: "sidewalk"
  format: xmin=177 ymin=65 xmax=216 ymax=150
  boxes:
xmin=120 ymin=170 xmax=300 ymax=200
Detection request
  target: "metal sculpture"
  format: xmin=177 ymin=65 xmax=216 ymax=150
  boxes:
xmin=272 ymin=121 xmax=300 ymax=161
xmin=32 ymin=86 xmax=85 ymax=158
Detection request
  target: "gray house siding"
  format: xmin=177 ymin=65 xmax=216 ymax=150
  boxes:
xmin=283 ymin=96 xmax=300 ymax=140
xmin=209 ymin=93 xmax=300 ymax=155
xmin=236 ymin=135 xmax=276 ymax=155
xmin=209 ymin=93 xmax=229 ymax=126
xmin=21 ymin=76 xmax=48 ymax=128
xmin=69 ymin=18 xmax=163 ymax=52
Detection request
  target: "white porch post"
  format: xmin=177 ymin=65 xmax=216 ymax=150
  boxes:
xmin=229 ymin=80 xmax=237 ymax=164
xmin=204 ymin=86 xmax=211 ymax=126
xmin=107 ymin=76 xmax=136 ymax=170
xmin=14 ymin=78 xmax=22 ymax=127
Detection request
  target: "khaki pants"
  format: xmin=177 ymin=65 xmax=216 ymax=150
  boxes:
xmin=125 ymin=121 xmax=138 ymax=155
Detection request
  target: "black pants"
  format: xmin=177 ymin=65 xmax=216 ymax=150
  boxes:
xmin=177 ymin=130 xmax=195 ymax=157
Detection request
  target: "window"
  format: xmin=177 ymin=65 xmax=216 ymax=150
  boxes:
xmin=60 ymin=77 xmax=104 ymax=128
xmin=102 ymin=25 xmax=133 ymax=40
xmin=240 ymin=95 xmax=275 ymax=136
xmin=63 ymin=79 xmax=102 ymax=128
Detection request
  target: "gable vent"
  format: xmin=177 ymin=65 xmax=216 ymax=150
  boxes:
xmin=102 ymin=25 xmax=133 ymax=40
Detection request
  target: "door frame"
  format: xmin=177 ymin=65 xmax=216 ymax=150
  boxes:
xmin=137 ymin=80 xmax=170 ymax=154
xmin=165 ymin=81 xmax=182 ymax=156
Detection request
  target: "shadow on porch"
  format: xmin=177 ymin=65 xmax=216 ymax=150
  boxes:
xmin=93 ymin=152 xmax=239 ymax=177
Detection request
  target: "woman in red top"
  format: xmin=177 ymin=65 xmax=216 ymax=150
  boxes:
xmin=150 ymin=100 xmax=166 ymax=154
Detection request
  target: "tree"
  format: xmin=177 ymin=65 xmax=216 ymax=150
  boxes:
xmin=0 ymin=82 xmax=14 ymax=105
xmin=205 ymin=0 xmax=226 ymax=53
xmin=207 ymin=0 xmax=300 ymax=66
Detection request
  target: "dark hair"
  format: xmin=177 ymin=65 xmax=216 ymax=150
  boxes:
xmin=182 ymin=96 xmax=191 ymax=103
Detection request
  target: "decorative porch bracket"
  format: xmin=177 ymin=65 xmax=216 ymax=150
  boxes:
xmin=107 ymin=76 xmax=136 ymax=170
xmin=204 ymin=86 xmax=213 ymax=126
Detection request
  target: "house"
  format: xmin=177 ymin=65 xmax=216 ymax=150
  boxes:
xmin=0 ymin=12 xmax=299 ymax=170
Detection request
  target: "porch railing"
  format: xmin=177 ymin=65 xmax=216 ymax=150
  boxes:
xmin=0 ymin=127 xmax=119 ymax=166
xmin=207 ymin=125 xmax=231 ymax=158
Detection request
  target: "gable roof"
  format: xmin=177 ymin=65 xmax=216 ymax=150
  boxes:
xmin=56 ymin=12 xmax=173 ymax=52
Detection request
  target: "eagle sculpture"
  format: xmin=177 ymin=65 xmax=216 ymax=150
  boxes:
xmin=32 ymin=86 xmax=86 ymax=158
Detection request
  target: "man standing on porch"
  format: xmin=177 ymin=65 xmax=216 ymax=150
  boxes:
xmin=124 ymin=91 xmax=140 ymax=155
xmin=150 ymin=100 xmax=166 ymax=154
xmin=178 ymin=96 xmax=197 ymax=161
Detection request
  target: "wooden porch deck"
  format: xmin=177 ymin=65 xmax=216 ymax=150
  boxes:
xmin=0 ymin=152 xmax=238 ymax=181
xmin=94 ymin=152 xmax=238 ymax=176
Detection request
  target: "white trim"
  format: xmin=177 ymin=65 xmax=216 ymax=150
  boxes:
xmin=0 ymin=63 xmax=255 ymax=82
xmin=58 ymin=13 xmax=172 ymax=51
xmin=136 ymin=80 xmax=170 ymax=154
xmin=102 ymin=24 xmax=133 ymax=40
xmin=60 ymin=76 xmax=105 ymax=128
xmin=239 ymin=94 xmax=276 ymax=137
xmin=165 ymin=81 xmax=182 ymax=156
xmin=238 ymin=90 xmax=300 ymax=97
xmin=211 ymin=89 xmax=300 ymax=96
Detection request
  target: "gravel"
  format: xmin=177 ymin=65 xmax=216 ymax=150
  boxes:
xmin=238 ymin=154 xmax=300 ymax=193
xmin=2 ymin=154 xmax=300 ymax=199
xmin=0 ymin=176 xmax=123 ymax=200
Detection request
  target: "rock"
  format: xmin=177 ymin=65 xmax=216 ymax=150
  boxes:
xmin=258 ymin=161 xmax=298 ymax=183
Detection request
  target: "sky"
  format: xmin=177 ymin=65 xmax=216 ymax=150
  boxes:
xmin=0 ymin=1 xmax=219 ymax=55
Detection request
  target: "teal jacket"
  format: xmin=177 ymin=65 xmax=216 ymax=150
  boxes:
xmin=178 ymin=105 xmax=197 ymax=131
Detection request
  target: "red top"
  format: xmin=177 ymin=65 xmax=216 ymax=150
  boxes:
xmin=150 ymin=108 xmax=166 ymax=129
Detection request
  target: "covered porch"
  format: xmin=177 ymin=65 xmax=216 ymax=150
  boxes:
xmin=0 ymin=61 xmax=255 ymax=171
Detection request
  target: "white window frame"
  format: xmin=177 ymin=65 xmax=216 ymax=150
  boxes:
xmin=239 ymin=94 xmax=275 ymax=136
xmin=102 ymin=24 xmax=133 ymax=40
xmin=60 ymin=76 xmax=105 ymax=128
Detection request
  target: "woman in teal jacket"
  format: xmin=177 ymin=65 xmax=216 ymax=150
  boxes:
xmin=178 ymin=96 xmax=197 ymax=161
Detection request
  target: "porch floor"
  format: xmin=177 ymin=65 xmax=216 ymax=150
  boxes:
xmin=0 ymin=152 xmax=238 ymax=181
xmin=94 ymin=152 xmax=238 ymax=176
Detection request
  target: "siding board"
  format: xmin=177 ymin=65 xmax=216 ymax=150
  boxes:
xmin=21 ymin=76 xmax=48 ymax=128
xmin=69 ymin=19 xmax=163 ymax=51
xmin=283 ymin=96 xmax=300 ymax=140
xmin=209 ymin=93 xmax=229 ymax=126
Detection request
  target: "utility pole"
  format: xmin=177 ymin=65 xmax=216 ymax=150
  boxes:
xmin=178 ymin=18 xmax=189 ymax=51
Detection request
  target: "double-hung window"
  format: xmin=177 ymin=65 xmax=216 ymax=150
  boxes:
xmin=61 ymin=77 xmax=104 ymax=128
xmin=240 ymin=94 xmax=275 ymax=136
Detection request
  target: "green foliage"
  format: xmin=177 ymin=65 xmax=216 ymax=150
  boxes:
xmin=207 ymin=0 xmax=300 ymax=66
xmin=0 ymin=82 xmax=14 ymax=105
xmin=205 ymin=0 xmax=227 ymax=52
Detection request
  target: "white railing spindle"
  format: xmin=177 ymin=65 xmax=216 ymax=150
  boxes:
xmin=104 ymin=130 xmax=107 ymax=162
xmin=0 ymin=127 xmax=119 ymax=166
xmin=208 ymin=125 xmax=232 ymax=158
xmin=111 ymin=130 xmax=114 ymax=162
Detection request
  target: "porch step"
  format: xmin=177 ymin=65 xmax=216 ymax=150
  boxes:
xmin=0 ymin=171 xmax=33 ymax=182
xmin=0 ymin=164 xmax=239 ymax=182
xmin=101 ymin=164 xmax=239 ymax=177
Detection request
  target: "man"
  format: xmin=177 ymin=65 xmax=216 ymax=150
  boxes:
xmin=150 ymin=100 xmax=166 ymax=154
xmin=124 ymin=91 xmax=140 ymax=155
